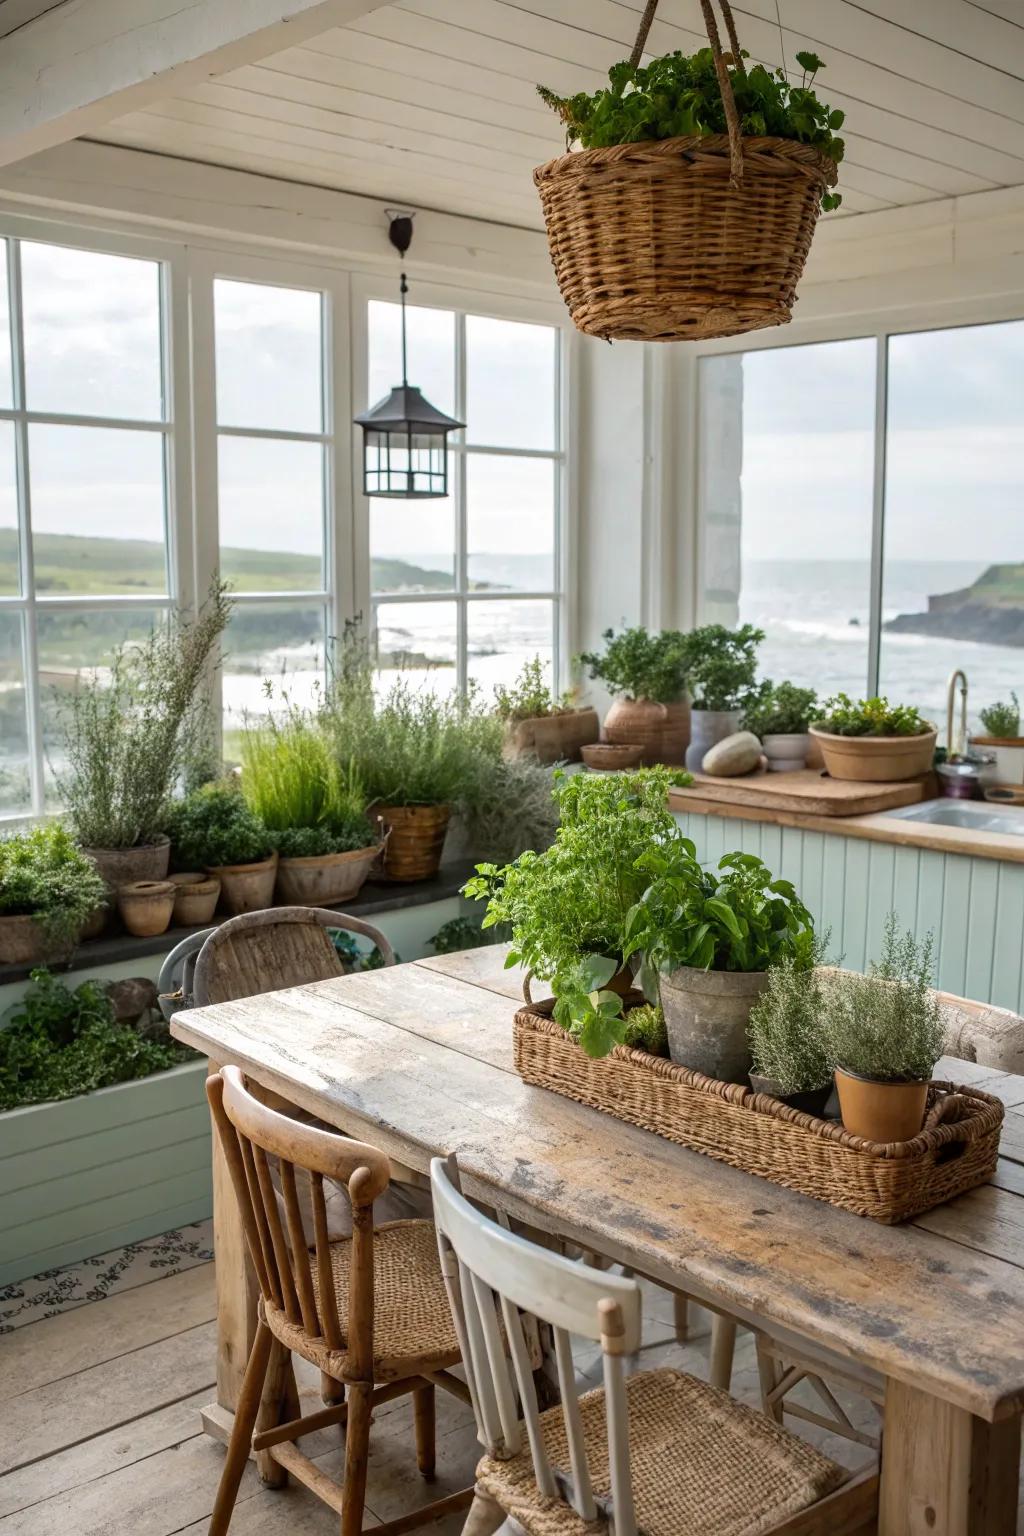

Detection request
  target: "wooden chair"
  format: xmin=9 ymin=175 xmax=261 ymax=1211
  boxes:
xmin=193 ymin=906 xmax=395 ymax=1007
xmin=431 ymin=1155 xmax=878 ymax=1536
xmin=206 ymin=1066 xmax=472 ymax=1536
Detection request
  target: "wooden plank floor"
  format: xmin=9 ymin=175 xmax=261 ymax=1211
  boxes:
xmin=0 ymin=1261 xmax=1020 ymax=1534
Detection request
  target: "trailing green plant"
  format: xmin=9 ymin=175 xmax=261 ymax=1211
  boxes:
xmin=624 ymin=844 xmax=816 ymax=978
xmin=429 ymin=915 xmax=498 ymax=955
xmin=329 ymin=931 xmax=396 ymax=971
xmin=743 ymin=681 xmax=818 ymax=738
xmin=815 ymin=694 xmax=930 ymax=737
xmin=980 ymin=694 xmax=1021 ymax=738
xmin=539 ymin=48 xmax=844 ymax=211
xmin=164 ymin=781 xmax=274 ymax=870
xmin=465 ymin=768 xmax=679 ymax=1056
xmin=747 ymin=937 xmax=832 ymax=1095
xmin=54 ymin=582 xmax=232 ymax=850
xmin=240 ymin=694 xmax=372 ymax=857
xmin=578 ymin=626 xmax=689 ymax=702
xmin=461 ymin=753 xmax=561 ymax=866
xmin=0 ymin=823 xmax=108 ymax=954
xmin=823 ymin=915 xmax=943 ymax=1083
xmin=622 ymin=1002 xmax=668 ymax=1057
xmin=494 ymin=656 xmax=572 ymax=723
xmin=0 ymin=969 xmax=189 ymax=1111
xmin=679 ymin=624 xmax=765 ymax=713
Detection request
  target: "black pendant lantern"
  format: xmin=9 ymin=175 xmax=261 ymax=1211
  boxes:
xmin=355 ymin=213 xmax=464 ymax=499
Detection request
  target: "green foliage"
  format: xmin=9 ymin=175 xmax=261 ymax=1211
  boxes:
xmin=682 ymin=624 xmax=765 ymax=712
xmin=747 ymin=940 xmax=832 ymax=1094
xmin=624 ymin=845 xmax=816 ymax=976
xmin=461 ymin=754 xmax=561 ymax=866
xmin=429 ymin=916 xmax=499 ymax=955
xmin=578 ymin=626 xmax=689 ymax=703
xmin=0 ymin=823 xmax=107 ymax=954
xmin=743 ymin=681 xmax=818 ymax=738
xmin=823 ymin=915 xmax=943 ymax=1083
xmin=622 ymin=1002 xmax=668 ymax=1057
xmin=539 ymin=47 xmax=844 ymax=210
xmin=493 ymin=656 xmax=571 ymax=723
xmin=240 ymin=693 xmax=372 ymax=857
xmin=165 ymin=782 xmax=274 ymax=870
xmin=329 ymin=931 xmax=396 ymax=971
xmin=54 ymin=582 xmax=232 ymax=850
xmin=980 ymin=693 xmax=1021 ymax=738
xmin=0 ymin=969 xmax=189 ymax=1111
xmin=816 ymin=694 xmax=930 ymax=737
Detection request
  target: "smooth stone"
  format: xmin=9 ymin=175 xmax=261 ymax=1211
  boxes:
xmin=701 ymin=730 xmax=763 ymax=777
xmin=105 ymin=975 xmax=159 ymax=1024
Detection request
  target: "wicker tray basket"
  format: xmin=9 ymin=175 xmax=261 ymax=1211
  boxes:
xmin=514 ymin=1001 xmax=1004 ymax=1223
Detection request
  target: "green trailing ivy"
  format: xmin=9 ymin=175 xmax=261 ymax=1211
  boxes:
xmin=539 ymin=48 xmax=845 ymax=211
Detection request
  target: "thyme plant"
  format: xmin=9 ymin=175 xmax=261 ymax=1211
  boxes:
xmin=824 ymin=916 xmax=944 ymax=1083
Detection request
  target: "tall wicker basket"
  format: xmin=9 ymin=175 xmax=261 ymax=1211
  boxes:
xmin=534 ymin=0 xmax=838 ymax=342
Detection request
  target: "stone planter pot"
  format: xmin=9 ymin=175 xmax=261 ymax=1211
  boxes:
xmin=504 ymin=708 xmax=600 ymax=765
xmin=171 ymin=873 xmax=221 ymax=927
xmin=206 ymin=853 xmax=279 ymax=915
xmin=684 ymin=709 xmax=743 ymax=771
xmin=660 ymin=965 xmax=769 ymax=1084
xmin=0 ymin=914 xmax=51 ymax=966
xmin=117 ymin=880 xmax=176 ymax=938
xmin=834 ymin=1066 xmax=930 ymax=1143
xmin=375 ymin=805 xmax=450 ymax=882
xmin=83 ymin=836 xmax=171 ymax=898
xmin=762 ymin=732 xmax=811 ymax=773
xmin=276 ymin=845 xmax=381 ymax=906
xmin=602 ymin=697 xmax=669 ymax=765
xmin=808 ymin=725 xmax=937 ymax=783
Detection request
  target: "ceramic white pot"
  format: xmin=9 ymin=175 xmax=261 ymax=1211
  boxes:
xmin=684 ymin=709 xmax=743 ymax=772
xmin=762 ymin=733 xmax=811 ymax=773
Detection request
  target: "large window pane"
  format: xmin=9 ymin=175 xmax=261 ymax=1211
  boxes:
xmin=880 ymin=320 xmax=1024 ymax=731
xmin=371 ymin=495 xmax=454 ymax=593
xmin=28 ymin=425 xmax=167 ymax=593
xmin=0 ymin=241 xmax=11 ymax=410
xmin=222 ymin=602 xmax=327 ymax=739
xmin=218 ymin=436 xmax=324 ymax=592
xmin=367 ymin=301 xmax=455 ymax=419
xmin=0 ymin=422 xmax=18 ymax=595
xmin=215 ymin=279 xmax=322 ymax=434
xmin=374 ymin=601 xmax=457 ymax=693
xmin=466 ymin=316 xmax=556 ymax=450
xmin=699 ymin=341 xmax=875 ymax=697
xmin=21 ymin=242 xmax=163 ymax=420
xmin=467 ymin=455 xmax=555 ymax=592
xmin=0 ymin=611 xmax=29 ymax=817
xmin=467 ymin=599 xmax=554 ymax=696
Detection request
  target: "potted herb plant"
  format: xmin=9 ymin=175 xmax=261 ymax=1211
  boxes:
xmin=972 ymin=694 xmax=1024 ymax=787
xmin=578 ymin=626 xmax=690 ymax=764
xmin=747 ymin=945 xmax=832 ymax=1113
xmin=680 ymin=624 xmax=765 ymax=771
xmin=743 ymin=681 xmax=819 ymax=772
xmin=809 ymin=694 xmax=937 ymax=782
xmin=0 ymin=823 xmax=108 ymax=964
xmin=165 ymin=781 xmax=277 ymax=914
xmin=623 ymin=844 xmax=816 ymax=1083
xmin=240 ymin=699 xmax=382 ymax=906
xmin=54 ymin=583 xmax=231 ymax=900
xmin=824 ymin=917 xmax=945 ymax=1143
xmin=494 ymin=656 xmax=599 ymax=765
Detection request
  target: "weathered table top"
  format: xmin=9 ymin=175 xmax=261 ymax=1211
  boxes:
xmin=172 ymin=943 xmax=1024 ymax=1424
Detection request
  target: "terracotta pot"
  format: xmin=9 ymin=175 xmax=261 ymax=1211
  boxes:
xmin=206 ymin=853 xmax=279 ymax=915
xmin=581 ymin=742 xmax=644 ymax=771
xmin=375 ymin=804 xmax=450 ymax=882
xmin=684 ymin=708 xmax=743 ymax=771
xmin=808 ymin=725 xmax=937 ymax=783
xmin=0 ymin=914 xmax=51 ymax=965
xmin=834 ymin=1066 xmax=930 ymax=1143
xmin=171 ymin=874 xmax=221 ymax=927
xmin=504 ymin=707 xmax=600 ymax=765
xmin=660 ymin=965 xmax=769 ymax=1084
xmin=603 ymin=697 xmax=669 ymax=765
xmin=117 ymin=880 xmax=176 ymax=938
xmin=83 ymin=836 xmax=171 ymax=897
xmin=762 ymin=733 xmax=811 ymax=773
xmin=660 ymin=700 xmax=691 ymax=765
xmin=276 ymin=845 xmax=381 ymax=906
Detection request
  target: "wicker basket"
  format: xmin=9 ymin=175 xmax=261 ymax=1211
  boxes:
xmin=375 ymin=803 xmax=450 ymax=882
xmin=534 ymin=1 xmax=838 ymax=342
xmin=514 ymin=1001 xmax=1004 ymax=1223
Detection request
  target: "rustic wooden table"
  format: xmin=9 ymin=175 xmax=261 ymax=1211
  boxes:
xmin=172 ymin=944 xmax=1024 ymax=1536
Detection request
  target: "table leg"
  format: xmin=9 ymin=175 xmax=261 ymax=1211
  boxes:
xmin=879 ymin=1379 xmax=1020 ymax=1535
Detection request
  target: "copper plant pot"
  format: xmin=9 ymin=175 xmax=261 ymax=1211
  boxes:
xmin=375 ymin=804 xmax=450 ymax=882
xmin=834 ymin=1066 xmax=930 ymax=1143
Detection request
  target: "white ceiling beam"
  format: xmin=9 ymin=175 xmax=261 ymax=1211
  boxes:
xmin=0 ymin=0 xmax=393 ymax=168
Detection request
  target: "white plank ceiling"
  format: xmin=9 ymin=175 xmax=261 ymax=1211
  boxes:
xmin=93 ymin=0 xmax=1024 ymax=229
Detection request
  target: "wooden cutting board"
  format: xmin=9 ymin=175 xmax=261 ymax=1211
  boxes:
xmin=678 ymin=768 xmax=928 ymax=817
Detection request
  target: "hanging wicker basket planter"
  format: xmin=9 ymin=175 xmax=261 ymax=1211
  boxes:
xmin=534 ymin=0 xmax=839 ymax=342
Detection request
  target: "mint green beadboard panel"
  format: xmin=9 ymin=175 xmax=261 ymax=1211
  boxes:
xmin=673 ymin=812 xmax=1024 ymax=1011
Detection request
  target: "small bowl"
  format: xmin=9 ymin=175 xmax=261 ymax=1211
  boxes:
xmin=581 ymin=742 xmax=645 ymax=770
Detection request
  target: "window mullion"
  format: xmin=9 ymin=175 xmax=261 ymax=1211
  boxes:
xmin=8 ymin=239 xmax=44 ymax=818
xmin=867 ymin=332 xmax=888 ymax=698
xmin=455 ymin=314 xmax=468 ymax=695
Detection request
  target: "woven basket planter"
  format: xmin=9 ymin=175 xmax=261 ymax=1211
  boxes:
xmin=375 ymin=804 xmax=450 ymax=882
xmin=514 ymin=1000 xmax=1004 ymax=1223
xmin=275 ymin=844 xmax=382 ymax=906
xmin=504 ymin=707 xmax=600 ymax=765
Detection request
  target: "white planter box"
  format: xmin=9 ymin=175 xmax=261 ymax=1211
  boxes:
xmin=0 ymin=1058 xmax=211 ymax=1288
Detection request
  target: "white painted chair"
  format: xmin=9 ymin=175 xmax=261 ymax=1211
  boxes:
xmin=430 ymin=1156 xmax=878 ymax=1536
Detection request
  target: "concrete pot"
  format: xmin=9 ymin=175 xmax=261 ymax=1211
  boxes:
xmin=83 ymin=836 xmax=171 ymax=897
xmin=276 ymin=845 xmax=381 ymax=906
xmin=834 ymin=1066 xmax=929 ymax=1143
xmin=660 ymin=965 xmax=769 ymax=1084
xmin=117 ymin=880 xmax=176 ymax=938
xmin=685 ymin=709 xmax=743 ymax=772
xmin=206 ymin=853 xmax=278 ymax=915
xmin=170 ymin=873 xmax=221 ymax=927
xmin=808 ymin=725 xmax=937 ymax=782
xmin=762 ymin=733 xmax=811 ymax=773
xmin=0 ymin=914 xmax=50 ymax=966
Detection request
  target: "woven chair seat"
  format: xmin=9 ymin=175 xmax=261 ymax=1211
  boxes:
xmin=476 ymin=1367 xmax=846 ymax=1536
xmin=265 ymin=1219 xmax=461 ymax=1383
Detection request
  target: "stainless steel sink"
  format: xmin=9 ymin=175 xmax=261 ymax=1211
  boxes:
xmin=884 ymin=799 xmax=1024 ymax=836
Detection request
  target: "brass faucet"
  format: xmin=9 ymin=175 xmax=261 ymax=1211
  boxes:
xmin=946 ymin=669 xmax=968 ymax=758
